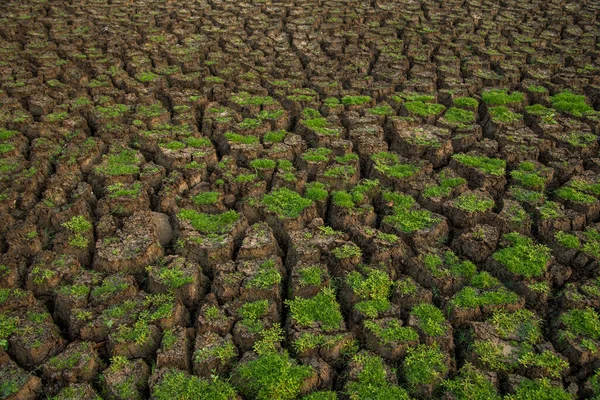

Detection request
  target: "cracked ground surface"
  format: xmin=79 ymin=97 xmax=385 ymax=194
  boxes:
xmin=1 ymin=0 xmax=600 ymax=399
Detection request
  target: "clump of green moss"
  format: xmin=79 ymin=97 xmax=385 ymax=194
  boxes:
xmin=454 ymin=193 xmax=494 ymax=212
xmin=382 ymin=192 xmax=441 ymax=234
xmin=551 ymin=91 xmax=594 ymax=117
xmin=452 ymin=153 xmax=506 ymax=176
xmin=262 ymin=188 xmax=312 ymax=218
xmin=403 ymin=343 xmax=448 ymax=388
xmin=178 ymin=209 xmax=239 ymax=235
xmin=285 ymin=288 xmax=343 ymax=331
xmin=481 ymin=89 xmax=525 ymax=106
xmin=405 ymin=101 xmax=446 ymax=117
xmin=345 ymin=354 xmax=411 ymax=399
xmin=492 ymin=233 xmax=552 ymax=279
xmin=371 ymin=152 xmax=420 ymax=179
xmin=152 ymin=369 xmax=237 ymax=400
xmin=442 ymin=363 xmax=500 ymax=400
xmin=488 ymin=106 xmax=522 ymax=123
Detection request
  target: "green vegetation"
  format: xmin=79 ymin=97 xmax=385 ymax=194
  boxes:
xmin=481 ymin=89 xmax=525 ymax=106
xmin=556 ymin=186 xmax=597 ymax=203
xmin=450 ymin=284 xmax=519 ymax=310
xmin=223 ymin=132 xmax=260 ymax=145
xmin=161 ymin=141 xmax=186 ymax=151
xmin=511 ymin=162 xmax=547 ymax=191
xmin=410 ymin=303 xmax=448 ymax=337
xmin=367 ymin=104 xmax=395 ymax=116
xmin=0 ymin=313 xmax=19 ymax=349
xmin=551 ymin=91 xmax=593 ymax=117
xmin=505 ymin=379 xmax=572 ymax=400
xmin=302 ymin=147 xmax=332 ymax=163
xmin=345 ymin=354 xmax=411 ymax=399
xmin=452 ymin=153 xmax=505 ymax=176
xmin=238 ymin=300 xmax=269 ymax=332
xmin=371 ymin=152 xmax=420 ymax=179
xmin=146 ymin=260 xmax=193 ymax=289
xmin=323 ymin=164 xmax=356 ymax=180
xmin=334 ymin=154 xmax=359 ymax=165
xmin=403 ymin=343 xmax=448 ymax=387
xmin=443 ymin=107 xmax=475 ymax=124
xmin=250 ymin=158 xmax=277 ymax=170
xmin=194 ymin=339 xmax=237 ymax=364
xmin=330 ymin=239 xmax=362 ymax=258
xmin=246 ymin=259 xmax=282 ymax=289
xmin=264 ymin=130 xmax=288 ymax=143
xmin=489 ymin=309 xmax=542 ymax=344
xmin=525 ymin=104 xmax=556 ymax=123
xmin=262 ymin=188 xmax=312 ymax=218
xmin=488 ymin=106 xmax=522 ymax=123
xmin=454 ymin=193 xmax=494 ymax=212
xmin=136 ymin=71 xmax=159 ymax=82
xmin=555 ymin=231 xmax=580 ymax=249
xmin=511 ymin=186 xmax=546 ymax=203
xmin=442 ymin=363 xmax=500 ymax=400
xmin=304 ymin=182 xmax=328 ymax=202
xmin=341 ymin=95 xmax=372 ymax=106
xmin=297 ymin=265 xmax=324 ymax=287
xmin=178 ymin=209 xmax=239 ymax=235
xmin=565 ymin=131 xmax=597 ymax=148
xmin=234 ymin=351 xmax=312 ymax=400
xmin=518 ymin=350 xmax=569 ymax=379
xmin=453 ymin=96 xmax=479 ymax=109
xmin=0 ymin=128 xmax=18 ymax=140
xmin=301 ymin=114 xmax=340 ymax=136
xmin=558 ymin=307 xmax=600 ymax=345
xmin=96 ymin=148 xmax=140 ymax=176
xmin=492 ymin=233 xmax=551 ymax=279
xmin=62 ymin=215 xmax=92 ymax=248
xmin=527 ymin=85 xmax=548 ymax=93
xmin=191 ymin=191 xmax=219 ymax=206
xmin=423 ymin=174 xmax=466 ymax=198
xmin=231 ymin=92 xmax=275 ymax=107
xmin=382 ymin=192 xmax=441 ymax=234
xmin=152 ymin=369 xmax=237 ymax=400
xmin=138 ymin=103 xmax=167 ymax=118
xmin=364 ymin=319 xmax=418 ymax=344
xmin=239 ymin=118 xmax=262 ymax=130
xmin=347 ymin=267 xmax=392 ymax=301
xmin=405 ymin=101 xmax=446 ymax=116
xmin=420 ymin=250 xmax=476 ymax=280
xmin=285 ymin=288 xmax=343 ymax=331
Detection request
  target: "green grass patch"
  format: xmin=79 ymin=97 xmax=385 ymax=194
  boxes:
xmin=442 ymin=363 xmax=500 ymax=400
xmin=481 ymin=89 xmax=525 ymax=106
xmin=454 ymin=193 xmax=494 ymax=212
xmin=488 ymin=106 xmax=522 ymax=123
xmin=342 ymin=95 xmax=371 ymax=106
xmin=152 ymin=369 xmax=237 ymax=400
xmin=410 ymin=303 xmax=447 ymax=337
xmin=178 ymin=209 xmax=239 ymax=235
xmin=262 ymin=188 xmax=312 ymax=218
xmin=405 ymin=101 xmax=446 ymax=116
xmin=191 ymin=191 xmax=220 ymax=206
xmin=285 ymin=288 xmax=343 ymax=332
xmin=345 ymin=354 xmax=411 ymax=400
xmin=302 ymin=147 xmax=332 ymax=163
xmin=452 ymin=153 xmax=505 ymax=176
xmin=371 ymin=152 xmax=420 ymax=179
xmin=551 ymin=91 xmax=594 ymax=117
xmin=364 ymin=319 xmax=418 ymax=344
xmin=492 ymin=233 xmax=551 ymax=279
xmin=403 ymin=343 xmax=448 ymax=387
